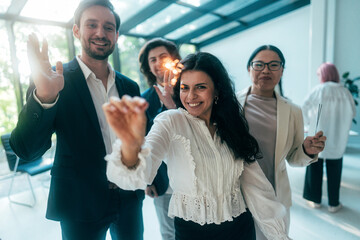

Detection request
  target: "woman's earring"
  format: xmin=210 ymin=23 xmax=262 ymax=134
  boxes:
xmin=214 ymin=96 xmax=219 ymax=105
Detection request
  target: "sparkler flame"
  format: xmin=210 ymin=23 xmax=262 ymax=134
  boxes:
xmin=163 ymin=59 xmax=183 ymax=86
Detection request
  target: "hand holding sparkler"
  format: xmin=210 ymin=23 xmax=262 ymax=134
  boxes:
xmin=154 ymin=59 xmax=183 ymax=109
xmin=103 ymin=95 xmax=149 ymax=168
xmin=314 ymin=104 xmax=322 ymax=134
xmin=27 ymin=33 xmax=64 ymax=103
xmin=163 ymin=59 xmax=183 ymax=86
xmin=303 ymin=131 xmax=327 ymax=157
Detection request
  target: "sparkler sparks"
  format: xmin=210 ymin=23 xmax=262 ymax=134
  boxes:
xmin=163 ymin=59 xmax=183 ymax=86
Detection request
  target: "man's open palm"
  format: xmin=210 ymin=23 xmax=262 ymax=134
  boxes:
xmin=27 ymin=33 xmax=64 ymax=103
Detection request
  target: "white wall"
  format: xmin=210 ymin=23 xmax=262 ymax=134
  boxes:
xmin=334 ymin=0 xmax=360 ymax=140
xmin=201 ymin=0 xmax=360 ymax=140
xmin=201 ymin=6 xmax=310 ymax=106
xmin=334 ymin=0 xmax=360 ymax=78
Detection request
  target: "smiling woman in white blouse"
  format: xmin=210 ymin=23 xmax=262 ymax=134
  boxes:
xmin=103 ymin=52 xmax=290 ymax=240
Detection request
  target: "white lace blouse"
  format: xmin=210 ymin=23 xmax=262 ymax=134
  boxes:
xmin=106 ymin=108 xmax=290 ymax=240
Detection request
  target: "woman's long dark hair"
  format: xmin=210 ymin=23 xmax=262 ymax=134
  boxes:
xmin=173 ymin=52 xmax=260 ymax=163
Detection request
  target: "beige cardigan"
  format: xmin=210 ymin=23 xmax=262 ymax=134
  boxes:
xmin=237 ymin=87 xmax=317 ymax=208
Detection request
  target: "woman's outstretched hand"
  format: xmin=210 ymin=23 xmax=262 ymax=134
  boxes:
xmin=103 ymin=95 xmax=149 ymax=167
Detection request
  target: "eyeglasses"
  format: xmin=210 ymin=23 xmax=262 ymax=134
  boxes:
xmin=250 ymin=61 xmax=283 ymax=71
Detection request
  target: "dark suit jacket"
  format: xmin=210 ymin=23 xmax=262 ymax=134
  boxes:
xmin=10 ymin=58 xmax=144 ymax=222
xmin=142 ymin=87 xmax=169 ymax=196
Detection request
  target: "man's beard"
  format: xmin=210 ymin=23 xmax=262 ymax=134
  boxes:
xmin=83 ymin=39 xmax=115 ymax=60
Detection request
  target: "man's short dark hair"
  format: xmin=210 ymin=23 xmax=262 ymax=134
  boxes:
xmin=74 ymin=0 xmax=121 ymax=32
xmin=139 ymin=38 xmax=181 ymax=86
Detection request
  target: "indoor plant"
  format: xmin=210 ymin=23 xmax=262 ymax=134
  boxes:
xmin=342 ymin=72 xmax=359 ymax=123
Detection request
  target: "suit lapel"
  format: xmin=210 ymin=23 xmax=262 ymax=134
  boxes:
xmin=67 ymin=59 xmax=103 ymax=140
xmin=274 ymin=92 xmax=290 ymax=167
xmin=114 ymin=73 xmax=125 ymax=97
xmin=237 ymin=86 xmax=251 ymax=107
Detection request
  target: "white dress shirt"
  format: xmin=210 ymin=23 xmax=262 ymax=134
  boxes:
xmin=302 ymin=82 xmax=356 ymax=159
xmin=34 ymin=56 xmax=119 ymax=154
xmin=106 ymin=108 xmax=290 ymax=240
xmin=156 ymin=83 xmax=164 ymax=107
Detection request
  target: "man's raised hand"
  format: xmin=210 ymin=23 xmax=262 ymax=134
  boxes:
xmin=27 ymin=33 xmax=64 ymax=103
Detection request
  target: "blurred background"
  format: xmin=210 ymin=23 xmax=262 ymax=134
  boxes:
xmin=0 ymin=0 xmax=359 ymax=239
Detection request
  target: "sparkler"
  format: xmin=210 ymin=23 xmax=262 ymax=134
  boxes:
xmin=163 ymin=59 xmax=183 ymax=86
xmin=314 ymin=103 xmax=322 ymax=134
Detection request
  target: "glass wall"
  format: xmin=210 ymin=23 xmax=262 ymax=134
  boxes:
xmin=0 ymin=22 xmax=196 ymax=138
xmin=13 ymin=23 xmax=69 ymax=92
xmin=0 ymin=21 xmax=17 ymax=136
xmin=118 ymin=35 xmax=147 ymax=92
xmin=179 ymin=43 xmax=197 ymax=59
xmin=0 ymin=23 xmax=69 ymax=138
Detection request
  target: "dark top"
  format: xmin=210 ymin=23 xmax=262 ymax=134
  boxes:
xmin=142 ymin=86 xmax=169 ymax=196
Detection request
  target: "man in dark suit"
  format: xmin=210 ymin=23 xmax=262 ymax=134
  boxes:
xmin=138 ymin=38 xmax=181 ymax=240
xmin=10 ymin=1 xmax=144 ymax=239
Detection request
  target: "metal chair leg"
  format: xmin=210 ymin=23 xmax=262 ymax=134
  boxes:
xmin=8 ymin=173 xmax=36 ymax=208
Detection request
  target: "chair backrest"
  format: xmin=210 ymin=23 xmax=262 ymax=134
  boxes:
xmin=1 ymin=133 xmax=26 ymax=171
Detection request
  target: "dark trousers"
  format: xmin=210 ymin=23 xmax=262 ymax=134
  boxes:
xmin=60 ymin=188 xmax=144 ymax=240
xmin=303 ymin=157 xmax=343 ymax=206
xmin=174 ymin=210 xmax=255 ymax=240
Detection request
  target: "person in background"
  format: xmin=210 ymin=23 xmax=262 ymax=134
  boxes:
xmin=302 ymin=62 xmax=356 ymax=213
xmin=10 ymin=1 xmax=144 ymax=239
xmin=104 ymin=52 xmax=292 ymax=240
xmin=138 ymin=37 xmax=181 ymax=240
xmin=237 ymin=45 xmax=326 ymax=239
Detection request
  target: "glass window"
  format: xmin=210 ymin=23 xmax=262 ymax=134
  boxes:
xmin=13 ymin=23 xmax=69 ymax=91
xmin=165 ymin=14 xmax=219 ymax=40
xmin=0 ymin=21 xmax=18 ymax=136
xmin=179 ymin=44 xmax=196 ymax=59
xmin=20 ymin=0 xmax=81 ymax=22
xmin=112 ymin=0 xmax=155 ymax=23
xmin=178 ymin=0 xmax=212 ymax=7
xmin=117 ymin=35 xmax=147 ymax=93
xmin=0 ymin=0 xmax=11 ymax=13
xmin=214 ymin=0 xmax=258 ymax=16
xmin=74 ymin=35 xmax=82 ymax=57
xmin=129 ymin=4 xmax=191 ymax=36
xmin=191 ymin=22 xmax=240 ymax=44
xmin=240 ymin=0 xmax=293 ymax=22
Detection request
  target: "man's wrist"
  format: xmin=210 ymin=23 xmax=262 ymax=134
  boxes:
xmin=165 ymin=103 xmax=176 ymax=109
xmin=35 ymin=89 xmax=58 ymax=104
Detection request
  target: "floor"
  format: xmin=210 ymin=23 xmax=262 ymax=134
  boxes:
xmin=0 ymin=143 xmax=359 ymax=240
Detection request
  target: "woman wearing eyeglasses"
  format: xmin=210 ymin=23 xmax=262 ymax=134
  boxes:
xmin=237 ymin=45 xmax=326 ymax=240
